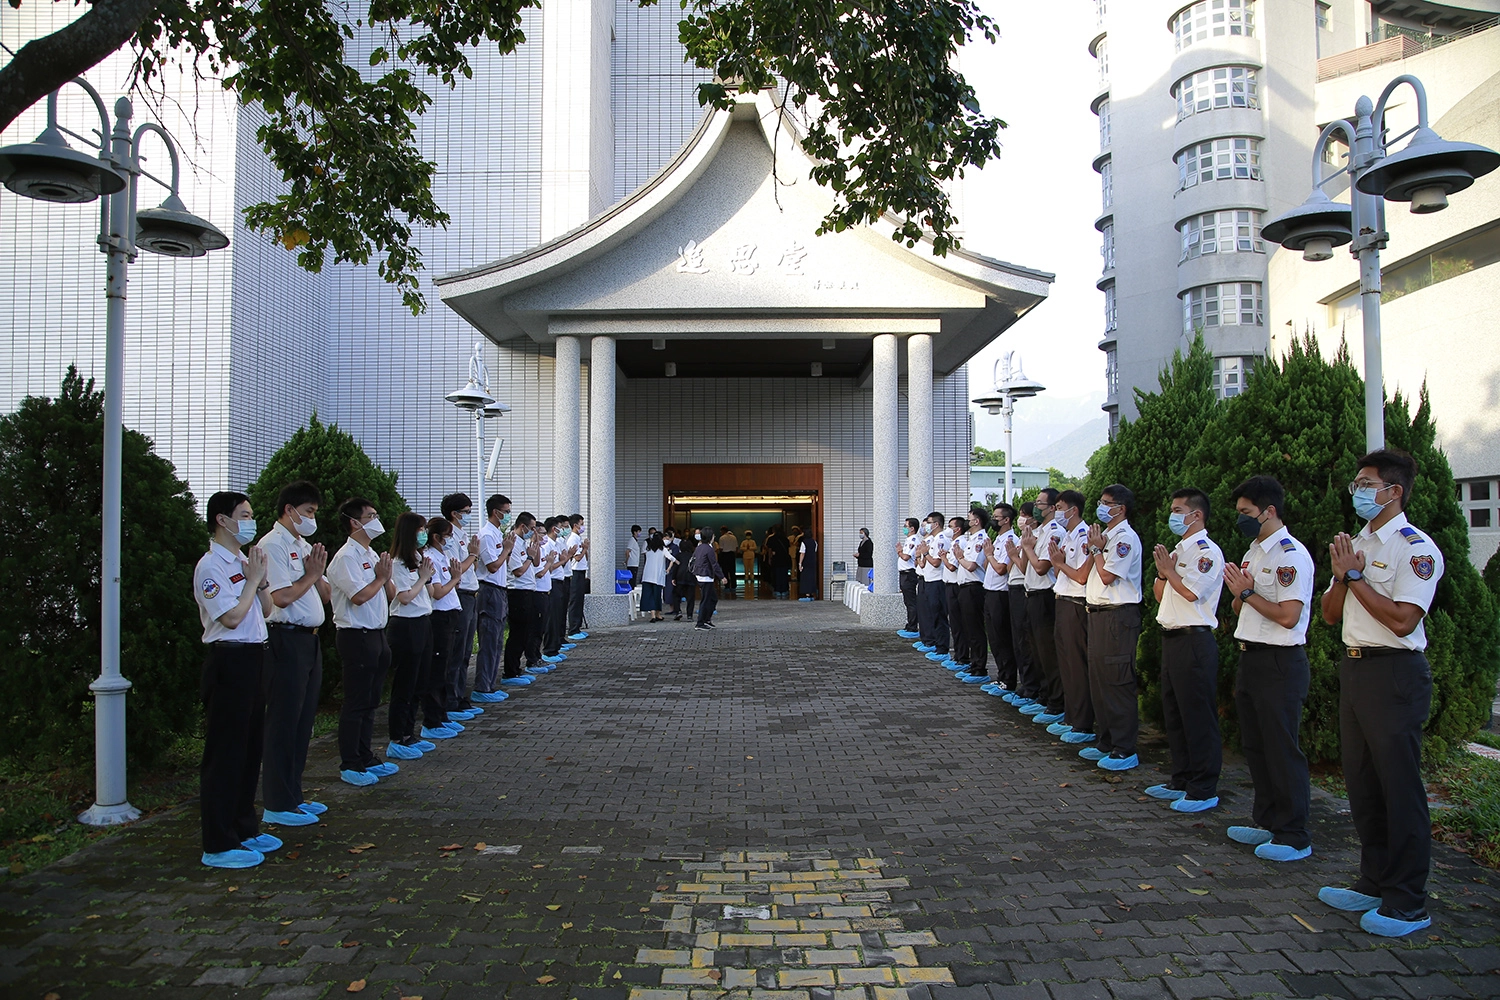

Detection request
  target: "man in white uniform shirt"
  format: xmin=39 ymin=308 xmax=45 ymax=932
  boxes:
xmin=1018 ymin=489 xmax=1066 ymax=720
xmin=566 ymin=513 xmax=590 ymax=639
xmin=193 ymin=490 xmax=276 ymax=869
xmin=952 ymin=508 xmax=989 ymax=682
xmin=1222 ymin=475 xmax=1316 ymax=863
xmin=1320 ymin=449 xmax=1446 ymax=938
xmin=625 ymin=525 xmax=643 ymax=588
xmin=536 ymin=517 xmax=566 ymax=664
xmin=502 ymin=512 xmax=544 ymax=683
xmin=913 ymin=512 xmax=950 ymax=660
xmin=979 ymin=503 xmax=1017 ymax=695
xmin=896 ymin=517 xmax=921 ymax=638
xmin=1082 ymin=484 xmax=1144 ymax=772
xmin=1002 ymin=503 xmax=1037 ymax=705
xmin=259 ymin=480 xmax=331 ymax=828
xmin=472 ymin=493 xmax=512 ymax=701
xmin=441 ymin=493 xmax=485 ymax=711
xmin=326 ymin=497 xmax=395 ymax=787
xmin=1046 ymin=490 xmax=1092 ymax=734
xmin=1149 ymin=488 xmax=1225 ymax=813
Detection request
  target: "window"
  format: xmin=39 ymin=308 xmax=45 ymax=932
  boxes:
xmin=1212 ymin=356 xmax=1255 ymax=398
xmin=1177 ymin=137 xmax=1261 ymax=190
xmin=1172 ymin=0 xmax=1255 ymax=51
xmin=1473 ymin=509 xmax=1493 ymax=529
xmin=1108 ymin=409 xmax=1120 ymax=441
xmin=1104 ymin=283 xmax=1118 ymax=331
xmin=1183 ymin=282 xmax=1263 ymax=333
xmin=1174 ymin=67 xmax=1259 ymax=119
xmin=1100 ymin=222 xmax=1115 ymax=272
xmin=1380 ymin=223 xmax=1500 ymax=303
xmin=1101 ymin=160 xmax=1113 ymax=210
xmin=1474 ymin=482 xmax=1493 ymax=501
xmin=1105 ymin=348 xmax=1119 ymax=397
xmin=1096 ymin=0 xmax=1107 ymax=27
xmin=1316 ymin=2 xmax=1330 ymax=29
xmin=1179 ymin=210 xmax=1264 ymax=261
xmin=1097 ymin=99 xmax=1112 ymax=149
xmin=1096 ymin=37 xmax=1109 ymax=87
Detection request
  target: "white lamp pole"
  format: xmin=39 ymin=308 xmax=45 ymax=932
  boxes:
xmin=446 ymin=343 xmax=500 ymax=513
xmin=973 ymin=351 xmax=1045 ymax=502
xmin=0 ymin=82 xmax=229 ymax=826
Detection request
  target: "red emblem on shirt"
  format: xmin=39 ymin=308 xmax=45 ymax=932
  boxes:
xmin=1116 ymin=541 xmax=1130 ymax=557
xmin=229 ymin=573 xmax=245 ymax=584
xmin=1411 ymin=555 xmax=1434 ymax=580
xmin=362 ymin=562 xmax=372 ymax=570
xmin=289 ymin=551 xmax=299 ymax=560
xmin=1198 ymin=556 xmax=1213 ymax=575
xmin=1276 ymin=566 xmax=1296 ymax=587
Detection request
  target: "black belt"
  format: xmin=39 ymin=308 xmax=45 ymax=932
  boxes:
xmin=900 ymin=568 xmax=916 ymax=574
xmin=1345 ymin=646 xmax=1409 ymax=659
xmin=1056 ymin=595 xmax=1086 ymax=605
xmin=210 ymin=640 xmax=268 ymax=647
xmin=339 ymin=626 xmax=384 ymax=633
xmin=1238 ymin=640 xmax=1300 ymax=652
xmin=959 ymin=581 xmax=983 ymax=588
xmin=479 ymin=581 xmax=504 ymax=589
xmin=269 ymin=623 xmax=319 ymax=635
xmin=1163 ymin=625 xmax=1211 ymax=634
xmin=1086 ymin=602 xmax=1135 ymax=613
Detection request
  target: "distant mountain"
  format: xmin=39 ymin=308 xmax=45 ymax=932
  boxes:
xmin=1019 ymin=416 xmax=1109 ymax=477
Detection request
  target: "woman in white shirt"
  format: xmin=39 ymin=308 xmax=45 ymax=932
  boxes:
xmin=386 ymin=512 xmax=436 ymax=761
xmin=640 ymin=533 xmax=669 ymax=622
xmin=424 ymin=518 xmax=471 ymax=735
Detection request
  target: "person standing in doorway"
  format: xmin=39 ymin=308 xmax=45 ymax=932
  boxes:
xmin=625 ymin=525 xmax=643 ymax=589
xmin=719 ymin=525 xmax=739 ymax=598
xmin=796 ymin=527 xmax=819 ymax=601
xmin=855 ymin=528 xmax=875 ymax=590
xmin=739 ymin=530 xmax=759 ymax=598
xmin=678 ymin=529 xmax=701 ymax=619
xmin=786 ymin=525 xmax=804 ymax=599
xmin=765 ymin=525 xmax=791 ymax=598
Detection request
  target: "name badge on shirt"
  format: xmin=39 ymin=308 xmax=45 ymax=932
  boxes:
xmin=290 ymin=551 xmax=299 ymax=560
xmin=229 ymin=573 xmax=245 ymax=584
xmin=362 ymin=562 xmax=372 ymax=570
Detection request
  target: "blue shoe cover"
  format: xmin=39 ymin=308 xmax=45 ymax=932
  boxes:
xmin=567 ymin=632 xmax=588 ymax=640
xmin=500 ymin=676 xmax=535 ymax=686
xmin=420 ymin=726 xmax=455 ymax=740
xmin=941 ymin=659 xmax=961 ymax=670
xmin=1019 ymin=703 xmax=1046 ymax=716
xmin=1360 ymin=908 xmax=1431 ymax=937
xmin=387 ymin=741 xmax=423 ymax=760
xmin=543 ymin=654 xmax=566 ymax=663
xmin=959 ymin=673 xmax=988 ymax=684
xmin=1254 ymin=842 xmax=1312 ymax=862
xmin=986 ymin=686 xmax=1009 ymax=697
xmin=1227 ymin=826 xmax=1273 ymax=845
xmin=1078 ymin=747 xmax=1107 ymax=761
xmin=442 ymin=721 xmax=465 ymax=732
xmin=461 ymin=706 xmax=484 ymax=716
xmin=560 ymin=643 xmax=577 ymax=651
xmin=448 ymin=709 xmax=478 ymax=720
xmin=914 ymin=642 xmax=935 ymax=652
xmin=924 ymin=651 xmax=946 ymax=661
xmin=299 ymin=801 xmax=327 ymax=815
xmin=527 ymin=665 xmax=551 ymax=674
xmin=1319 ymin=886 xmax=1382 ymax=912
xmin=471 ymin=691 xmax=508 ymax=702
xmin=341 ymin=768 xmax=379 ymax=786
xmin=1046 ymin=722 xmax=1073 ymax=735
xmin=1144 ymin=784 xmax=1185 ymax=801
xmin=1060 ymin=731 xmax=1097 ymax=744
xmin=980 ymin=682 xmax=1000 ymax=693
xmin=413 ymin=740 xmax=436 ymax=752
xmin=264 ymin=808 xmax=318 ymax=827
xmin=897 ymin=630 xmax=920 ymax=639
xmin=1097 ymin=753 xmax=1139 ymax=771
xmin=367 ymin=761 xmax=399 ymax=777
xmin=1033 ymin=712 xmax=1065 ymax=725
xmin=1170 ymin=796 xmax=1219 ymax=813
xmin=202 ymin=849 xmax=263 ymax=869
xmin=242 ymin=833 xmax=283 ymax=853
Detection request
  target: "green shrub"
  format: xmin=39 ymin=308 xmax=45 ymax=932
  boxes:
xmin=0 ymin=368 xmax=205 ymax=767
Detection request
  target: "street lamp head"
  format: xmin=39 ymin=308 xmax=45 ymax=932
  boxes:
xmin=1261 ymin=188 xmax=1353 ymax=261
xmin=1355 ymin=125 xmax=1500 ymax=214
xmin=971 ymin=392 xmax=1006 ymax=416
xmin=445 ymin=379 xmax=494 ymax=410
xmin=998 ymin=357 xmax=1045 ymax=400
xmin=481 ymin=400 xmax=511 ymax=419
xmin=134 ymin=192 xmax=229 ymax=257
xmin=0 ymin=124 xmax=127 ymax=203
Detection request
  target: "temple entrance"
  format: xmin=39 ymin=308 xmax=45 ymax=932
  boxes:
xmin=663 ymin=464 xmax=822 ymax=599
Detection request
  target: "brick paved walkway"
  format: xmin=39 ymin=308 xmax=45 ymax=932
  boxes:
xmin=2 ymin=601 xmax=1497 ymax=999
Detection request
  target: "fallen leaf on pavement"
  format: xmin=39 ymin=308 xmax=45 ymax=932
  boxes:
xmin=440 ymin=844 xmax=463 ymax=851
xmin=1292 ymin=914 xmax=1318 ymax=933
xmin=613 ymin=973 xmax=622 ymax=980
xmin=84 ymin=914 xmax=101 ymax=920
xmin=1186 ymin=889 xmax=1209 ymax=896
xmin=537 ymin=975 xmax=557 ymax=984
xmin=347 ymin=980 xmax=367 ymax=993
xmin=1138 ymin=884 xmax=1154 ymax=890
xmin=226 ymin=886 xmax=239 ymax=892
xmin=279 ymin=939 xmax=290 ymax=946
xmin=348 ymin=843 xmax=376 ymax=854
xmin=44 ymin=993 xmax=60 ymax=1000
xmin=562 ymin=922 xmax=574 ymax=929
xmin=387 ymin=897 xmax=398 ymax=903
xmin=286 ymin=851 xmax=300 ymax=860
xmin=546 ymin=905 xmax=561 ymax=911
xmin=460 ymin=894 xmax=481 ymax=902
xmin=280 ymin=920 xmax=293 ymax=926
xmin=342 ymin=941 xmax=359 ymax=948
xmin=474 ymin=842 xmax=488 ymax=850
xmin=532 ymin=864 xmax=546 ymax=869
xmin=1058 ymin=783 xmax=1070 ymax=788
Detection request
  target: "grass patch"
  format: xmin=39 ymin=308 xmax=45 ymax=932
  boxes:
xmin=1428 ymin=749 xmax=1500 ymax=870
xmin=1467 ymin=728 xmax=1500 ymax=752
xmin=1309 ymin=761 xmax=1347 ymax=798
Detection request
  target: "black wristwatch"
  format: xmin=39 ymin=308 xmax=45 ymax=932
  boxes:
xmin=1238 ymin=587 xmax=1255 ymax=602
xmin=1342 ymin=568 xmax=1363 ymax=585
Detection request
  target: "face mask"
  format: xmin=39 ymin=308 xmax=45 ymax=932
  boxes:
xmin=459 ymin=512 xmax=472 ymax=528
xmin=522 ymin=528 xmax=533 ymax=540
xmin=1096 ymin=503 xmax=1113 ymax=524
xmin=1236 ymin=512 xmax=1262 ymax=539
xmin=695 ymin=532 xmax=702 ymax=541
xmin=295 ymin=515 xmax=317 ymax=537
xmin=902 ymin=525 xmax=911 ymax=537
xmin=230 ymin=518 xmax=255 ymax=545
xmin=1167 ymin=512 xmax=1190 ymax=537
xmin=363 ymin=517 xmax=385 ymax=541
xmin=416 ymin=530 xmax=428 ymax=547
xmin=1053 ymin=509 xmax=1067 ymax=525
xmin=1352 ymin=487 xmax=1391 ymax=521
xmin=499 ymin=513 xmax=513 ymax=530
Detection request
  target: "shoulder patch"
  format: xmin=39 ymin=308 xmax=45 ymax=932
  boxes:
xmin=1411 ymin=554 xmax=1435 ymax=580
xmin=201 ymin=578 xmax=220 ymax=600
xmin=1196 ymin=538 xmax=1210 ymax=548
xmin=1399 ymin=526 xmax=1424 ymax=545
xmin=1279 ymin=537 xmax=1296 ymax=551
xmin=1276 ymin=565 xmax=1297 ymax=587
xmin=1116 ymin=541 xmax=1131 ymax=558
xmin=1198 ymin=556 xmax=1214 ymax=575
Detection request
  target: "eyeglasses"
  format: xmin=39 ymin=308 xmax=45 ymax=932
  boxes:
xmin=1347 ymin=480 xmax=1391 ymax=494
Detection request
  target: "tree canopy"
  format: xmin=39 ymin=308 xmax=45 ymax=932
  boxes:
xmin=0 ymin=0 xmax=1004 ymax=313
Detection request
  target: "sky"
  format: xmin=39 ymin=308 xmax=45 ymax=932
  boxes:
xmin=955 ymin=1 xmax=1110 ymax=463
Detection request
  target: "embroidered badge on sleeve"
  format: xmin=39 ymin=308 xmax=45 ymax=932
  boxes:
xmin=201 ymin=579 xmax=220 ymax=599
xmin=1116 ymin=541 xmax=1131 ymax=557
xmin=1199 ymin=556 xmax=1214 ymax=575
xmin=1411 ymin=555 xmax=1435 ymax=580
xmin=1276 ymin=566 xmax=1297 ymax=587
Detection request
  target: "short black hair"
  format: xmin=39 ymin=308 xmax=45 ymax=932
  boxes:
xmin=969 ymin=507 xmax=991 ymax=529
xmin=1230 ymin=475 xmax=1286 ymax=519
xmin=631 ymin=524 xmax=642 ymax=533
xmin=441 ymin=492 xmax=472 ymax=519
xmin=1170 ymin=488 xmax=1210 ymax=520
xmin=1037 ymin=487 xmax=1060 ymax=505
xmin=1057 ymin=489 xmax=1086 ymax=514
xmin=1357 ymin=448 xmax=1417 ymax=510
xmin=926 ymin=510 xmax=944 ymax=524
xmin=569 ymin=513 xmax=584 ymax=525
xmin=543 ymin=516 xmax=558 ymax=531
xmin=905 ymin=517 xmax=920 ymax=530
xmin=207 ymin=490 xmax=249 ymax=529
xmin=993 ymin=503 xmax=1016 ymax=524
xmin=1100 ymin=483 xmax=1135 ymax=519
xmin=486 ymin=493 xmax=510 ymax=515
xmin=338 ymin=496 xmax=375 ymax=533
xmin=514 ymin=511 xmax=535 ymax=528
xmin=1019 ymin=501 xmax=1035 ymax=518
xmin=276 ymin=480 xmax=321 ymax=517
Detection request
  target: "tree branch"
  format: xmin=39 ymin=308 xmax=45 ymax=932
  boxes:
xmin=0 ymin=0 xmax=160 ymax=134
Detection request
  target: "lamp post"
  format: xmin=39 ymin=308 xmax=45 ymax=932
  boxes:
xmin=972 ymin=351 xmax=1046 ymax=502
xmin=1261 ymin=74 xmax=1498 ymax=453
xmin=0 ymin=82 xmax=229 ymax=826
xmin=446 ymin=343 xmax=498 ymax=516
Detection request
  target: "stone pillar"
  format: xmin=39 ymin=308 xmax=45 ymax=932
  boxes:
xmin=584 ymin=335 xmax=628 ymax=626
xmin=554 ymin=334 xmax=581 ymax=511
xmin=907 ymin=333 xmax=933 ymax=519
xmin=861 ymin=333 xmax=910 ymax=628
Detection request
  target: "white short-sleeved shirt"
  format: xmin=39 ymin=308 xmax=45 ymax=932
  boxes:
xmin=1234 ymin=526 xmax=1315 ymax=645
xmin=1157 ymin=530 xmax=1225 ymax=628
xmin=260 ymin=521 xmax=325 ymax=627
xmin=982 ymin=532 xmax=1010 ymax=591
xmin=940 ymin=530 xmax=961 ymax=584
xmin=1025 ymin=522 xmax=1063 ymax=591
xmin=573 ymin=529 xmax=589 ymax=573
xmin=898 ymin=533 xmax=918 ymax=571
xmin=447 ymin=522 xmax=479 ymax=592
xmin=955 ymin=532 xmax=985 ymax=585
xmin=534 ymin=536 xmax=557 ymax=593
xmin=194 ymin=541 xmax=268 ymax=643
xmin=507 ymin=535 xmax=538 ymax=591
xmin=1004 ymin=528 xmax=1027 ymax=587
xmin=390 ymin=553 xmax=434 ymax=618
xmin=1333 ymin=512 xmax=1445 ymax=650
xmin=626 ymin=535 xmax=641 ymax=568
xmin=1087 ymin=520 xmax=1143 ymax=606
xmin=1054 ymin=521 xmax=1091 ymax=599
xmin=551 ymin=534 xmax=573 ymax=581
xmin=917 ymin=528 xmax=945 ymax=582
xmin=328 ymin=537 xmax=389 ymax=629
xmin=477 ymin=522 xmax=506 ymax=587
xmin=427 ymin=546 xmax=462 ymax=612
xmin=643 ymin=547 xmax=669 ymax=587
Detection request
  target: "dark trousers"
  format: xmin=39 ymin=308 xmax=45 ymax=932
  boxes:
xmin=696 ymin=580 xmax=719 ymax=624
xmin=900 ymin=570 xmax=919 ymax=631
xmin=1056 ymin=597 xmax=1093 ymax=731
xmin=526 ymin=588 xmax=547 ymax=663
xmin=770 ymin=564 xmax=790 ymax=595
xmin=503 ymin=589 xmax=537 ymax=676
xmin=475 ymin=582 xmax=507 ymax=690
xmin=1026 ymin=588 xmax=1062 ymax=712
xmin=945 ymin=582 xmax=967 ymax=663
xmin=567 ymin=570 xmax=587 ymax=633
xmin=200 ymin=641 xmax=266 ymax=853
xmin=426 ymin=609 xmax=457 ymax=729
xmin=1160 ymin=629 xmax=1222 ymax=800
xmin=1341 ymin=650 xmax=1433 ymax=917
xmin=335 ymin=627 xmax=389 ymax=773
xmin=261 ymin=627 xmax=321 ymax=812
xmin=983 ymin=588 xmax=1016 ymax=689
xmin=956 ymin=582 xmax=987 ymax=673
xmin=917 ymin=576 xmax=949 ymax=652
xmin=387 ymin=614 xmax=433 ymax=742
xmin=719 ymin=553 xmax=737 ymax=595
xmin=448 ymin=589 xmax=478 ymax=710
xmin=1087 ymin=603 xmax=1141 ymax=755
xmin=681 ymin=575 xmax=697 ymax=617
xmin=1234 ymin=644 xmax=1311 ymax=850
xmin=543 ymin=582 xmax=565 ymax=655
xmin=1009 ymin=587 xmax=1036 ymax=697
